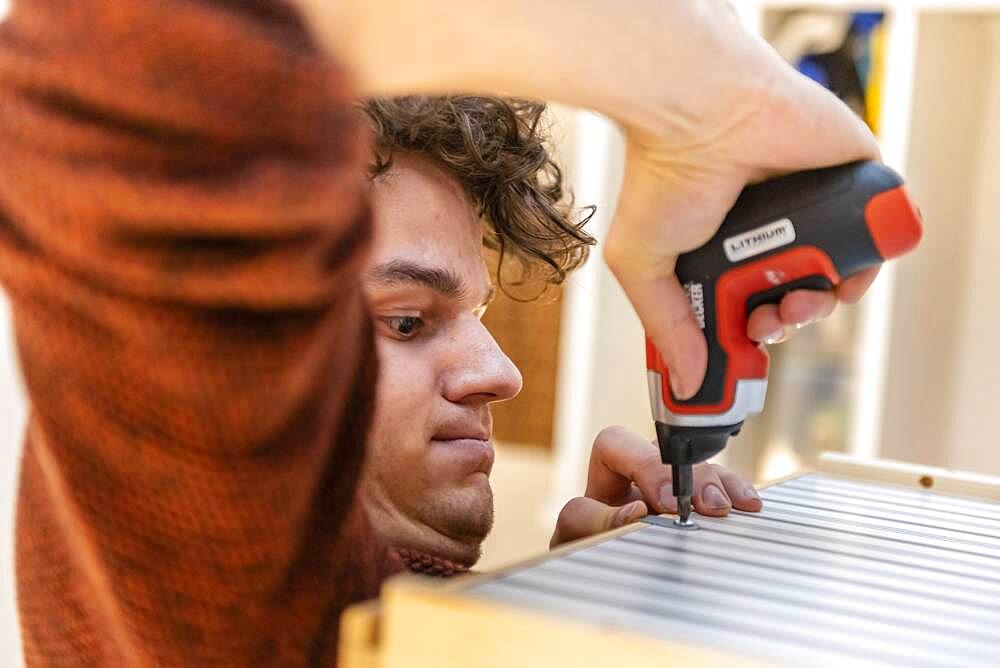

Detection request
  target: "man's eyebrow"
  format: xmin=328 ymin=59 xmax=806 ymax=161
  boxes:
xmin=367 ymin=259 xmax=494 ymax=306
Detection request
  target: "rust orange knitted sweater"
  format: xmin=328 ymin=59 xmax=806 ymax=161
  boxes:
xmin=0 ymin=0 xmax=402 ymax=663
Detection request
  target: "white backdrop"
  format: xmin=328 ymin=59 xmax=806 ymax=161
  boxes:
xmin=0 ymin=296 xmax=25 ymax=664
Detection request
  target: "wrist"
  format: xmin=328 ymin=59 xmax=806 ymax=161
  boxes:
xmin=293 ymin=0 xmax=771 ymax=138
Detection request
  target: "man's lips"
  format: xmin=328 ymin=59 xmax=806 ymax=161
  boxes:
xmin=432 ymin=426 xmax=490 ymax=441
xmin=428 ymin=435 xmax=495 ymax=476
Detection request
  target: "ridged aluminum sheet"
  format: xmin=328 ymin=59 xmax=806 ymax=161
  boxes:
xmin=468 ymin=473 xmax=1000 ymax=667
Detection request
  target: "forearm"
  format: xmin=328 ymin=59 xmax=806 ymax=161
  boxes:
xmin=0 ymin=0 xmax=397 ymax=662
xmin=297 ymin=0 xmax=767 ymax=134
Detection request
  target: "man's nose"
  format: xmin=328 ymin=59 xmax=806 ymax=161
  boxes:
xmin=442 ymin=321 xmax=522 ymax=406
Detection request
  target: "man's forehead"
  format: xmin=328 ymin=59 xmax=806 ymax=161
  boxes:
xmin=368 ymin=154 xmax=493 ymax=305
xmin=370 ymin=156 xmax=485 ymax=243
xmin=372 ymin=153 xmax=474 ymax=216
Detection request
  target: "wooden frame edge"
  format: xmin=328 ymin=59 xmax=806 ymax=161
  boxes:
xmin=338 ymin=522 xmax=648 ymax=666
xmin=818 ymin=451 xmax=1000 ymax=500
xmin=377 ymin=574 xmax=768 ymax=668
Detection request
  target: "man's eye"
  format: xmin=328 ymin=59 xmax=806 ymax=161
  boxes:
xmin=382 ymin=315 xmax=424 ymax=339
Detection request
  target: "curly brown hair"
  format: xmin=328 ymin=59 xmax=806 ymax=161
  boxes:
xmin=362 ymin=96 xmax=595 ymax=291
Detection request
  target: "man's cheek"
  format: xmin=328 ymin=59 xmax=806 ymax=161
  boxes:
xmin=368 ymin=400 xmax=435 ymax=490
xmin=370 ymin=347 xmax=431 ymax=439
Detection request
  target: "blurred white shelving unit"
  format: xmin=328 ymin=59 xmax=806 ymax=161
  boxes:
xmin=547 ymin=0 xmax=1000 ymax=515
xmin=747 ymin=0 xmax=1000 ymax=476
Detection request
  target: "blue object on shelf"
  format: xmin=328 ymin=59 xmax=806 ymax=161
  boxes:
xmin=851 ymin=12 xmax=883 ymax=36
xmin=796 ymin=56 xmax=829 ymax=87
xmin=851 ymin=12 xmax=884 ymax=87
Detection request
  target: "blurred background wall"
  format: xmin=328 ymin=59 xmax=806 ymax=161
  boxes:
xmin=1 ymin=1 xmax=999 ymax=665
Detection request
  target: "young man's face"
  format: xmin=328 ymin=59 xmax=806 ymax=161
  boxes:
xmin=363 ymin=153 xmax=523 ymax=567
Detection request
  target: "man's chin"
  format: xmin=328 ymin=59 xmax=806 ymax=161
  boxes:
xmin=414 ymin=487 xmax=494 ymax=566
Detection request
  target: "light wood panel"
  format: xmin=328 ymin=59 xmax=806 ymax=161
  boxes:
xmin=342 ymin=454 xmax=1000 ymax=667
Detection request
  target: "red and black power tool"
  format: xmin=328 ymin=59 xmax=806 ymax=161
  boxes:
xmin=646 ymin=160 xmax=922 ymax=526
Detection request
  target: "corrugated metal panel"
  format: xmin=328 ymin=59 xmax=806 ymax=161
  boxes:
xmin=467 ymin=473 xmax=1000 ymax=666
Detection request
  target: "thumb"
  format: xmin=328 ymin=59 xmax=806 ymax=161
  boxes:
xmin=604 ymin=162 xmax=750 ymax=400
xmin=623 ymin=270 xmax=708 ymax=400
xmin=551 ymin=497 xmax=648 ymax=549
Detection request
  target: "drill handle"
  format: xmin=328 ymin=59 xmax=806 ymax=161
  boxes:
xmin=647 ymin=161 xmax=922 ymax=424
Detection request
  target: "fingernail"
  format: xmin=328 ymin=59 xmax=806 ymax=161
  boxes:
xmin=763 ymin=329 xmax=785 ymax=345
xmin=629 ymin=501 xmax=648 ymax=520
xmin=616 ymin=501 xmax=645 ymax=526
xmin=704 ymin=484 xmax=730 ymax=509
xmin=659 ymin=484 xmax=677 ymax=513
xmin=744 ymin=486 xmax=760 ymax=502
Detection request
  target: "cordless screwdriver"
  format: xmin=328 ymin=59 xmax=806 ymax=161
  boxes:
xmin=646 ymin=161 xmax=922 ymax=526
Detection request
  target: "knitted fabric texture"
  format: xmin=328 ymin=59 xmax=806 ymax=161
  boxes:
xmin=395 ymin=547 xmax=472 ymax=579
xmin=0 ymin=0 xmax=401 ymax=664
